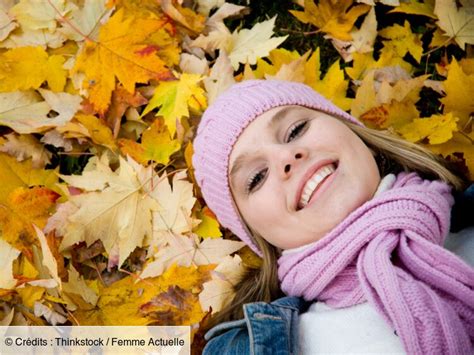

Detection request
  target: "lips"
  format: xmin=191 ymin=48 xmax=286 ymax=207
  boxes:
xmin=295 ymin=159 xmax=338 ymax=211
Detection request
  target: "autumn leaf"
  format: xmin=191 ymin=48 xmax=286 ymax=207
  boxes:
xmin=0 ymin=90 xmax=82 ymax=134
xmin=203 ymin=50 xmax=235 ymax=105
xmin=193 ymin=207 xmax=223 ymax=239
xmin=141 ymin=234 xmax=243 ymax=279
xmin=0 ymin=133 xmax=52 ymax=168
xmin=396 ymin=113 xmax=459 ymax=145
xmin=62 ymin=265 xmax=99 ymax=307
xmin=58 ymin=155 xmax=159 ymax=268
xmin=73 ymin=264 xmax=210 ymax=325
xmin=434 ymin=0 xmax=474 ymax=48
xmin=58 ymin=0 xmax=112 ymax=42
xmin=34 ymin=225 xmax=62 ymax=291
xmin=440 ymin=58 xmax=474 ymax=125
xmin=379 ymin=21 xmax=423 ymax=62
xmin=0 ymin=186 xmax=60 ymax=252
xmin=74 ymin=114 xmax=118 ymax=151
xmin=0 ymin=46 xmax=66 ymax=92
xmin=0 ymin=2 xmax=17 ymax=41
xmin=146 ymin=170 xmax=199 ymax=251
xmin=142 ymin=73 xmax=206 ymax=137
xmin=0 ymin=153 xmax=59 ymax=203
xmin=118 ymin=119 xmax=181 ymax=166
xmin=199 ymin=255 xmax=244 ymax=313
xmin=290 ymin=0 xmax=370 ymax=41
xmin=0 ymin=238 xmax=21 ymax=289
xmin=73 ymin=8 xmax=174 ymax=114
xmin=140 ymin=285 xmax=204 ymax=325
xmin=227 ymin=16 xmax=288 ymax=69
xmin=429 ymin=132 xmax=474 ymax=179
xmin=388 ymin=0 xmax=436 ymax=18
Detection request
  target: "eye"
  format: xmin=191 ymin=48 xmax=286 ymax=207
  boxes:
xmin=246 ymin=168 xmax=268 ymax=193
xmin=286 ymin=121 xmax=308 ymax=143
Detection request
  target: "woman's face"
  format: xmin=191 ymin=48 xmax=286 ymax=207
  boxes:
xmin=228 ymin=105 xmax=381 ymax=250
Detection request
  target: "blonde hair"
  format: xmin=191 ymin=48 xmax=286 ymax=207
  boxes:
xmin=205 ymin=122 xmax=468 ymax=329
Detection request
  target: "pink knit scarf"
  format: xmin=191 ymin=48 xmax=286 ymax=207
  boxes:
xmin=278 ymin=172 xmax=474 ymax=354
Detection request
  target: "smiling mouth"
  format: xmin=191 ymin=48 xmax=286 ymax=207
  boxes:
xmin=296 ymin=161 xmax=338 ymax=211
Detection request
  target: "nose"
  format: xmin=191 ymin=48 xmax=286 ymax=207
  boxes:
xmin=277 ymin=148 xmax=306 ymax=179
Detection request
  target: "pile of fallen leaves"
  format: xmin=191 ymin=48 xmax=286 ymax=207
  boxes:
xmin=0 ymin=0 xmax=472 ymax=349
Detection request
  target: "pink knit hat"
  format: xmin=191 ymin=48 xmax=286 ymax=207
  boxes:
xmin=192 ymin=80 xmax=361 ymax=256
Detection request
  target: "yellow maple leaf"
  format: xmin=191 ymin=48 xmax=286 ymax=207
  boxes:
xmin=434 ymin=0 xmax=474 ymax=48
xmin=440 ymin=58 xmax=474 ymax=125
xmin=160 ymin=0 xmax=205 ymax=34
xmin=0 ymin=90 xmax=82 ymax=134
xmin=346 ymin=49 xmax=412 ymax=81
xmin=0 ymin=238 xmax=21 ymax=290
xmin=140 ymin=285 xmax=204 ymax=325
xmin=15 ymin=286 xmax=45 ymax=309
xmin=290 ymin=0 xmax=370 ymax=41
xmin=0 ymin=187 xmax=60 ymax=252
xmin=74 ymin=114 xmax=118 ymax=151
xmin=0 ymin=153 xmax=59 ymax=204
xmin=59 ymin=156 xmax=159 ymax=268
xmin=228 ymin=16 xmax=288 ymax=70
xmin=0 ymin=46 xmax=66 ymax=92
xmin=379 ymin=21 xmax=423 ymax=63
xmin=0 ymin=133 xmax=52 ymax=169
xmin=306 ymin=49 xmax=352 ymax=111
xmin=142 ymin=73 xmax=206 ymax=137
xmin=396 ymin=113 xmax=459 ymax=144
xmin=388 ymin=0 xmax=436 ymax=19
xmin=72 ymin=264 xmax=210 ymax=325
xmin=73 ymin=8 xmax=174 ymax=114
xmin=193 ymin=207 xmax=222 ymax=239
xmin=118 ymin=119 xmax=181 ymax=166
xmin=429 ymin=132 xmax=474 ymax=179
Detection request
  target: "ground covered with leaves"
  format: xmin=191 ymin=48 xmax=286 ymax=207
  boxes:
xmin=0 ymin=0 xmax=473 ymax=351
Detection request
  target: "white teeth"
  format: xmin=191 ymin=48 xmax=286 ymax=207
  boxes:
xmin=299 ymin=164 xmax=335 ymax=209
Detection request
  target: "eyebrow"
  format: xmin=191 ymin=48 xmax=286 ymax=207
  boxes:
xmin=229 ymin=106 xmax=300 ymax=184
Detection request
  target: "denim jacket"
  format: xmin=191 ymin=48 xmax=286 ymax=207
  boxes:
xmin=203 ymin=296 xmax=309 ymax=355
xmin=203 ymin=184 xmax=474 ymax=355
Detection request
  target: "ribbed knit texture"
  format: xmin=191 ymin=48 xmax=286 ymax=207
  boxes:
xmin=192 ymin=80 xmax=361 ymax=255
xmin=278 ymin=172 xmax=474 ymax=354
